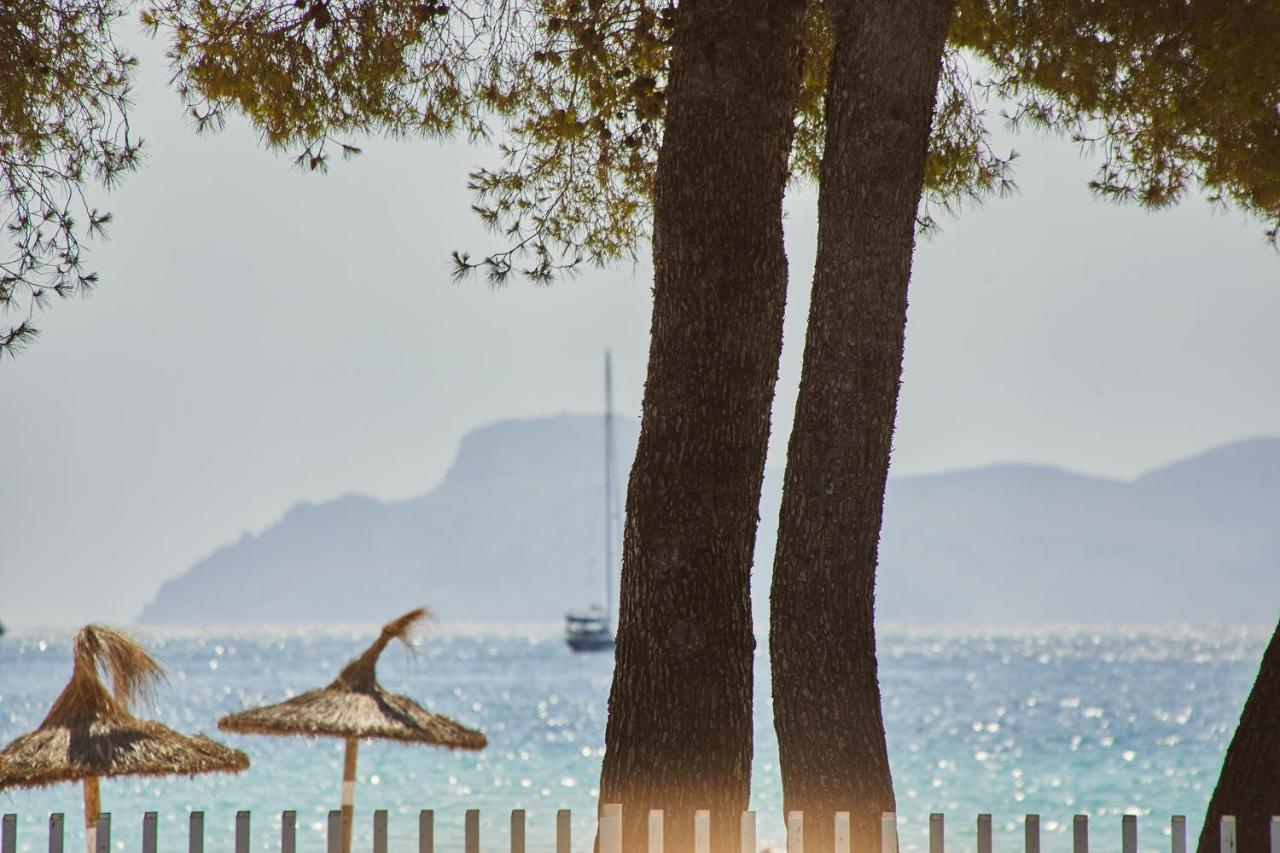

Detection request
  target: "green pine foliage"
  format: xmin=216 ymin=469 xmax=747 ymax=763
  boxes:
xmin=4 ymin=0 xmax=1279 ymax=356
xmin=0 ymin=0 xmax=140 ymax=358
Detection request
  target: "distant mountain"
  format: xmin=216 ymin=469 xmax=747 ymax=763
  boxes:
xmin=137 ymin=417 xmax=1280 ymax=624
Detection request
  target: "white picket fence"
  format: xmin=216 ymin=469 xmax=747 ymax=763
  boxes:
xmin=2 ymin=808 xmax=1279 ymax=853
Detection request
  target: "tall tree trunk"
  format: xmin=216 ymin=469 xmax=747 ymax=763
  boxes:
xmin=1196 ymin=617 xmax=1280 ymax=853
xmin=769 ymin=1 xmax=954 ymax=850
xmin=597 ymin=0 xmax=807 ymax=850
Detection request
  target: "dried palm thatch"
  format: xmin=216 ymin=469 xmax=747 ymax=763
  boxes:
xmin=218 ymin=608 xmax=484 ymax=853
xmin=218 ymin=608 xmax=486 ymax=748
xmin=0 ymin=625 xmax=249 ymax=790
xmin=0 ymin=626 xmax=248 ymax=853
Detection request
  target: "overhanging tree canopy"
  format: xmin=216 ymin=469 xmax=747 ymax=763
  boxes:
xmin=0 ymin=0 xmax=141 ymax=357
xmin=140 ymin=0 xmax=1014 ymax=275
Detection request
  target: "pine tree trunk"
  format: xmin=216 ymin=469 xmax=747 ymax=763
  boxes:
xmin=1196 ymin=618 xmax=1280 ymax=853
xmin=597 ymin=0 xmax=807 ymax=850
xmin=769 ymin=1 xmax=953 ymax=850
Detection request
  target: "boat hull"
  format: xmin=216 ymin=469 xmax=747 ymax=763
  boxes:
xmin=566 ymin=633 xmax=615 ymax=653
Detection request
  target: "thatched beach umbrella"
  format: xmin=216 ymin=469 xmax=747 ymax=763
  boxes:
xmin=0 ymin=626 xmax=249 ymax=853
xmin=218 ymin=608 xmax=486 ymax=853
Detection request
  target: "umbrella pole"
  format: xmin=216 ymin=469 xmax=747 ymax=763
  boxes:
xmin=341 ymin=737 xmax=358 ymax=853
xmin=83 ymin=776 xmax=99 ymax=853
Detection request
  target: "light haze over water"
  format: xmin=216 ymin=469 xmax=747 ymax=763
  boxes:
xmin=0 ymin=624 xmax=1269 ymax=852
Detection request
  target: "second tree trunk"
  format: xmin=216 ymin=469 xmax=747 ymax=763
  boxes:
xmin=770 ymin=1 xmax=954 ymax=850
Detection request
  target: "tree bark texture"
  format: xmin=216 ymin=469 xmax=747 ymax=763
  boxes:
xmin=769 ymin=1 xmax=954 ymax=850
xmin=1197 ymin=617 xmax=1280 ymax=853
xmin=598 ymin=0 xmax=807 ymax=850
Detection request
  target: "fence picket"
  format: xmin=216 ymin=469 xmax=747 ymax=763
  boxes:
xmin=374 ymin=810 xmax=388 ymax=853
xmin=94 ymin=813 xmax=109 ymax=853
xmin=235 ymin=810 xmax=249 ymax=853
xmin=189 ymin=812 xmax=203 ymax=853
xmin=836 ymin=812 xmax=851 ymax=853
xmin=648 ymin=810 xmax=663 ymax=853
xmin=1074 ymin=815 xmax=1088 ymax=853
xmin=282 ymin=811 xmax=296 ymax=853
xmin=600 ymin=804 xmax=622 ymax=853
xmin=978 ymin=814 xmax=993 ymax=853
xmin=510 ymin=809 xmax=525 ymax=853
xmin=882 ymin=813 xmax=898 ymax=853
xmin=694 ymin=811 xmax=710 ymax=853
xmin=420 ymin=810 xmax=434 ymax=853
xmin=327 ymin=810 xmax=341 ymax=853
xmin=1220 ymin=816 xmax=1237 ymax=853
xmin=1272 ymin=816 xmax=1280 ymax=853
xmin=142 ymin=812 xmax=157 ymax=853
xmin=49 ymin=813 xmax=63 ymax=853
xmin=1123 ymin=815 xmax=1138 ymax=853
xmin=556 ymin=810 xmax=571 ymax=853
xmin=787 ymin=811 xmax=803 ymax=853
xmin=740 ymin=812 xmax=756 ymax=853
xmin=466 ymin=809 xmax=480 ymax=853
xmin=5 ymin=806 xmax=1246 ymax=853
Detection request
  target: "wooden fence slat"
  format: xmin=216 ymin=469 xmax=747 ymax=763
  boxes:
xmin=374 ymin=810 xmax=389 ymax=853
xmin=693 ymin=811 xmax=710 ymax=853
xmin=836 ymin=812 xmax=851 ymax=853
xmin=49 ymin=813 xmax=64 ymax=853
xmin=510 ymin=809 xmax=525 ymax=853
xmin=787 ymin=811 xmax=803 ymax=853
xmin=1220 ymin=816 xmax=1237 ymax=853
xmin=420 ymin=810 xmax=434 ymax=853
xmin=556 ymin=810 xmax=570 ymax=853
xmin=1074 ymin=815 xmax=1088 ymax=853
xmin=600 ymin=804 xmax=622 ymax=853
xmin=189 ymin=812 xmax=204 ymax=853
xmin=1123 ymin=815 xmax=1138 ymax=853
xmin=94 ymin=813 xmax=109 ymax=853
xmin=235 ymin=810 xmax=249 ymax=853
xmin=648 ymin=810 xmax=663 ymax=853
xmin=882 ymin=813 xmax=898 ymax=853
xmin=466 ymin=809 xmax=480 ymax=853
xmin=282 ymin=811 xmax=297 ymax=853
xmin=1272 ymin=816 xmax=1280 ymax=853
xmin=978 ymin=814 xmax=993 ymax=853
xmin=740 ymin=812 xmax=756 ymax=853
xmin=2 ymin=814 xmax=15 ymax=853
xmin=929 ymin=813 xmax=943 ymax=853
xmin=328 ymin=810 xmax=342 ymax=853
xmin=17 ymin=805 xmax=1263 ymax=853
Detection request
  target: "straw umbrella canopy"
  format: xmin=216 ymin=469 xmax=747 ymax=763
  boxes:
xmin=218 ymin=608 xmax=486 ymax=853
xmin=0 ymin=625 xmax=249 ymax=852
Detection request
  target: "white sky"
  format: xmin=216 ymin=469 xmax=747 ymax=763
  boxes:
xmin=1 ymin=31 xmax=1278 ymax=625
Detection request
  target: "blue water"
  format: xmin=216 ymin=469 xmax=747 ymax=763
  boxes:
xmin=0 ymin=624 xmax=1269 ymax=852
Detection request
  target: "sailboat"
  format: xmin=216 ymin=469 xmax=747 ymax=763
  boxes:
xmin=565 ymin=351 xmax=619 ymax=653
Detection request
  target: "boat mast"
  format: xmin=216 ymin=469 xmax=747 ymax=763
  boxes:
xmin=603 ymin=350 xmax=616 ymax=626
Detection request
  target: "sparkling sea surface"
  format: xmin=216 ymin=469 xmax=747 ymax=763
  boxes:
xmin=0 ymin=624 xmax=1269 ymax=852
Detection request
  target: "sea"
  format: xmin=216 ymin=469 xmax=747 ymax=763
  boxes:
xmin=0 ymin=624 xmax=1269 ymax=852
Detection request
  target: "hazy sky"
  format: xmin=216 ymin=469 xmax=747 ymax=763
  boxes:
xmin=2 ymin=31 xmax=1278 ymax=625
